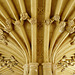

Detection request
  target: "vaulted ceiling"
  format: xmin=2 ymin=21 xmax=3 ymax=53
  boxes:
xmin=0 ymin=0 xmax=75 ymax=75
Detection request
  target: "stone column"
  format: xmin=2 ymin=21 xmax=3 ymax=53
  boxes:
xmin=53 ymin=63 xmax=57 ymax=75
xmin=29 ymin=63 xmax=39 ymax=75
xmin=23 ymin=64 xmax=29 ymax=75
xmin=42 ymin=63 xmax=52 ymax=75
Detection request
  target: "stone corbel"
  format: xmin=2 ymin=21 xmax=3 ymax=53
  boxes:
xmin=20 ymin=12 xmax=30 ymax=21
xmin=29 ymin=63 xmax=39 ymax=75
xmin=23 ymin=64 xmax=29 ymax=75
xmin=42 ymin=63 xmax=52 ymax=75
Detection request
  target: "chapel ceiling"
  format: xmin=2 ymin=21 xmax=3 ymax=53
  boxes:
xmin=0 ymin=0 xmax=75 ymax=75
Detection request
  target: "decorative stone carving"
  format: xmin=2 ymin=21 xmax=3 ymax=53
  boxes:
xmin=14 ymin=20 xmax=21 ymax=26
xmin=68 ymin=20 xmax=75 ymax=26
xmin=4 ymin=25 xmax=12 ymax=33
xmin=44 ymin=19 xmax=54 ymax=25
xmin=23 ymin=64 xmax=29 ymax=75
xmin=29 ymin=63 xmax=39 ymax=75
xmin=70 ymin=36 xmax=75 ymax=45
xmin=44 ymin=15 xmax=60 ymax=26
xmin=37 ymin=7 xmax=45 ymax=15
xmin=29 ymin=63 xmax=39 ymax=70
xmin=0 ymin=0 xmax=75 ymax=75
xmin=66 ymin=20 xmax=75 ymax=34
xmin=0 ymin=54 xmax=19 ymax=72
xmin=42 ymin=63 xmax=52 ymax=75
xmin=28 ymin=18 xmax=37 ymax=25
xmin=6 ymin=18 xmax=12 ymax=25
xmin=59 ymin=21 xmax=66 ymax=32
xmin=57 ymin=54 xmax=75 ymax=72
xmin=66 ymin=26 xmax=75 ymax=34
xmin=20 ymin=12 xmax=29 ymax=20
xmin=42 ymin=63 xmax=52 ymax=69
xmin=0 ymin=29 xmax=8 ymax=45
xmin=53 ymin=14 xmax=60 ymax=22
xmin=4 ymin=18 xmax=13 ymax=33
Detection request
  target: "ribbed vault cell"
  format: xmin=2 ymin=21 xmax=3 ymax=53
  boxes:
xmin=0 ymin=0 xmax=75 ymax=75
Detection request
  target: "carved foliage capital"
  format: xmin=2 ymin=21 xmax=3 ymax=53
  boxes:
xmin=6 ymin=18 xmax=12 ymax=25
xmin=0 ymin=29 xmax=8 ymax=45
xmin=28 ymin=18 xmax=37 ymax=25
xmin=59 ymin=21 xmax=66 ymax=32
xmin=20 ymin=12 xmax=29 ymax=20
xmin=5 ymin=18 xmax=12 ymax=33
xmin=44 ymin=19 xmax=54 ymax=25
xmin=66 ymin=20 xmax=75 ymax=34
xmin=53 ymin=14 xmax=60 ymax=22
xmin=14 ymin=20 xmax=21 ymax=26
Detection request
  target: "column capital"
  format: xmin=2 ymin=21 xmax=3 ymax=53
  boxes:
xmin=20 ymin=12 xmax=29 ymax=20
xmin=66 ymin=20 xmax=75 ymax=34
xmin=44 ymin=19 xmax=54 ymax=25
xmin=23 ymin=64 xmax=29 ymax=68
xmin=0 ymin=29 xmax=9 ymax=45
xmin=5 ymin=18 xmax=12 ymax=33
xmin=42 ymin=63 xmax=52 ymax=68
xmin=29 ymin=63 xmax=39 ymax=69
xmin=53 ymin=63 xmax=57 ymax=69
xmin=23 ymin=64 xmax=29 ymax=75
xmin=28 ymin=18 xmax=37 ymax=25
xmin=53 ymin=14 xmax=60 ymax=22
xmin=29 ymin=63 xmax=39 ymax=75
xmin=14 ymin=20 xmax=21 ymax=26
xmin=59 ymin=21 xmax=66 ymax=32
xmin=6 ymin=18 xmax=12 ymax=25
xmin=42 ymin=63 xmax=52 ymax=75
